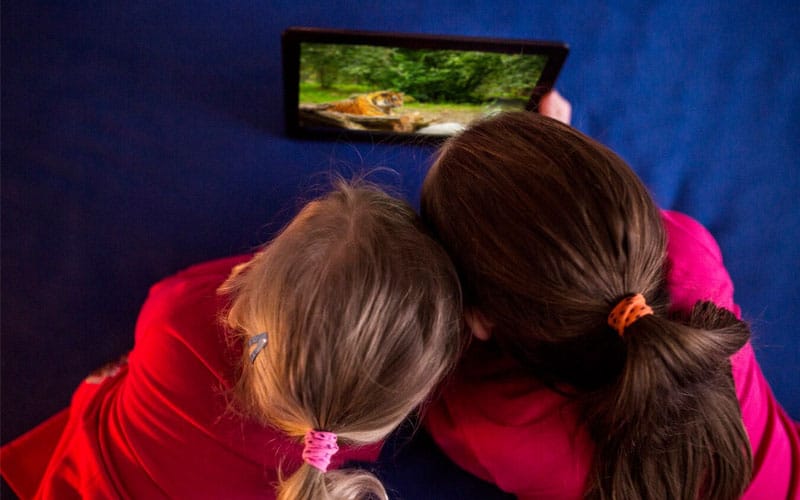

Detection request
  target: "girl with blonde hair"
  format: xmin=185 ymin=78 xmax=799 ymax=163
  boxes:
xmin=1 ymin=181 xmax=463 ymax=499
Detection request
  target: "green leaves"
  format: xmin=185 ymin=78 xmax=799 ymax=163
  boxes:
xmin=299 ymin=43 xmax=546 ymax=104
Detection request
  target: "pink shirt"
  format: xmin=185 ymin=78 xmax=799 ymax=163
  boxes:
xmin=425 ymin=210 xmax=800 ymax=499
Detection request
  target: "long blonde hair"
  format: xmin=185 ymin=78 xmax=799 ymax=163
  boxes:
xmin=220 ymin=181 xmax=463 ymax=499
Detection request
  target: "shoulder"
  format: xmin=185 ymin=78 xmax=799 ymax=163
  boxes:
xmin=425 ymin=343 xmax=591 ymax=498
xmin=134 ymin=253 xmax=253 ymax=346
xmin=661 ymin=210 xmax=724 ymax=260
xmin=146 ymin=255 xmax=251 ymax=302
xmin=139 ymin=254 xmax=251 ymax=327
xmin=130 ymin=254 xmax=253 ymax=382
xmin=660 ymin=210 xmax=740 ymax=317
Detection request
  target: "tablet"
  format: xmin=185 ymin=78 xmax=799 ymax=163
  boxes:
xmin=282 ymin=27 xmax=569 ymax=143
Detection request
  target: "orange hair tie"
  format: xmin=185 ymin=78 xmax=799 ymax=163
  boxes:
xmin=607 ymin=294 xmax=653 ymax=336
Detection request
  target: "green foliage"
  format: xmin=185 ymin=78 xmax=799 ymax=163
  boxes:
xmin=299 ymin=83 xmax=370 ymax=104
xmin=300 ymin=44 xmax=344 ymax=89
xmin=299 ymin=43 xmax=547 ymax=104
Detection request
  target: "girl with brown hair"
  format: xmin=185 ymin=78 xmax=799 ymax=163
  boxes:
xmin=420 ymin=99 xmax=799 ymax=499
xmin=1 ymin=182 xmax=463 ymax=499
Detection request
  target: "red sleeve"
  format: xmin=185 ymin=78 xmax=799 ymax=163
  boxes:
xmin=0 ymin=410 xmax=71 ymax=499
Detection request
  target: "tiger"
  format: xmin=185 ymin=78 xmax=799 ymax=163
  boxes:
xmin=324 ymin=90 xmax=404 ymax=116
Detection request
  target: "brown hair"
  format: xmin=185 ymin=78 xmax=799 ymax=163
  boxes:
xmin=221 ymin=181 xmax=463 ymax=499
xmin=421 ymin=112 xmax=752 ymax=499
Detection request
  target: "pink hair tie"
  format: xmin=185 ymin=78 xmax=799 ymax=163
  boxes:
xmin=302 ymin=430 xmax=339 ymax=473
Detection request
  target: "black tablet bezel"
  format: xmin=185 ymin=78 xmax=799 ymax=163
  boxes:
xmin=282 ymin=27 xmax=569 ymax=144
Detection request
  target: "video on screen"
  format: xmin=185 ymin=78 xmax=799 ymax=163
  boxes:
xmin=296 ymin=42 xmax=549 ymax=136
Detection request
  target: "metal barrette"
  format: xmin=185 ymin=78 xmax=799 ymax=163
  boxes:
xmin=247 ymin=332 xmax=268 ymax=363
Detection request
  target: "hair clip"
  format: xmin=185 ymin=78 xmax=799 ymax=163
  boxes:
xmin=247 ymin=332 xmax=268 ymax=363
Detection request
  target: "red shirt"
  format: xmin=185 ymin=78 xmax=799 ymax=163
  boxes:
xmin=425 ymin=211 xmax=800 ymax=499
xmin=1 ymin=254 xmax=380 ymax=499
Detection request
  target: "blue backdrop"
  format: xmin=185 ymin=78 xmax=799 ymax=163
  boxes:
xmin=2 ymin=1 xmax=798 ymax=498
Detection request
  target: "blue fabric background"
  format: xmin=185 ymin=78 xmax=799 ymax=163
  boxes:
xmin=2 ymin=1 xmax=798 ymax=497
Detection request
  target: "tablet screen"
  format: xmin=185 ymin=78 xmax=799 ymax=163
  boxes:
xmin=283 ymin=28 xmax=569 ymax=142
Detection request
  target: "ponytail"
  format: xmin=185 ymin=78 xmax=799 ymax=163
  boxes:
xmin=278 ymin=464 xmax=387 ymax=500
xmin=277 ymin=429 xmax=388 ymax=500
xmin=584 ymin=300 xmax=752 ymax=499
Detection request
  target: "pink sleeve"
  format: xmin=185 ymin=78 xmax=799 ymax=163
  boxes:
xmin=661 ymin=210 xmax=740 ymax=318
xmin=423 ymin=393 xmax=494 ymax=484
xmin=732 ymin=344 xmax=800 ymax=499
xmin=663 ymin=210 xmax=800 ymax=499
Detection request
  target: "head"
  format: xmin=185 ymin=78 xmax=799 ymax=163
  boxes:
xmin=371 ymin=90 xmax=404 ymax=113
xmin=221 ymin=181 xmax=462 ymax=499
xmin=421 ymin=112 xmax=751 ymax=499
xmin=423 ymin=111 xmax=667 ymax=388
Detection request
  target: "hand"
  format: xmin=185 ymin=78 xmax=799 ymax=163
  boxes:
xmin=539 ymin=90 xmax=572 ymax=125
